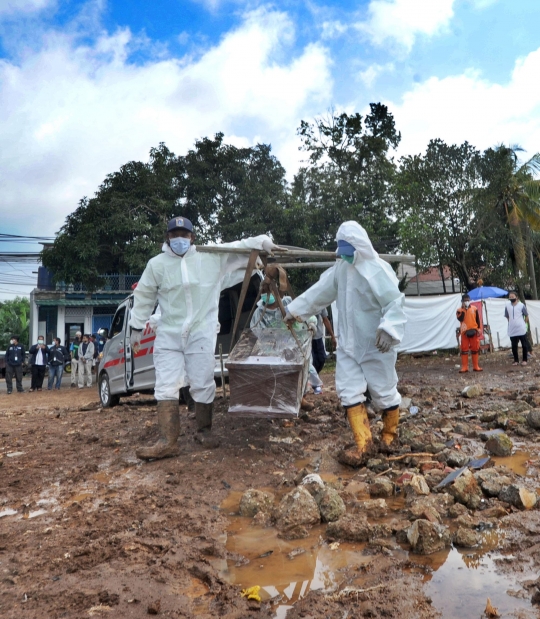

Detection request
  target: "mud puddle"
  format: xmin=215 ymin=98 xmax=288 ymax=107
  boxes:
xmin=220 ymin=492 xmax=536 ymax=619
xmin=491 ymin=450 xmax=534 ymax=476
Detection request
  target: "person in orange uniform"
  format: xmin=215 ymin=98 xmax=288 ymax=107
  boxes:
xmin=456 ymin=293 xmax=482 ymax=373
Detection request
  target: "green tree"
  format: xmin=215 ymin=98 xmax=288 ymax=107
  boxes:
xmin=290 ymin=105 xmax=401 ymax=253
xmin=0 ymin=297 xmax=30 ymax=349
xmin=395 ymin=139 xmax=510 ymax=290
xmin=42 ymin=136 xmax=289 ymax=290
xmin=482 ymin=145 xmax=540 ymax=298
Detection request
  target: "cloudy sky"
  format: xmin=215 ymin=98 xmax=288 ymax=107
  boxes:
xmin=1 ymin=0 xmax=540 ymax=299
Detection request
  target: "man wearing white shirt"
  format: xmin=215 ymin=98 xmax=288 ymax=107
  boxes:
xmin=505 ymin=292 xmax=529 ymax=366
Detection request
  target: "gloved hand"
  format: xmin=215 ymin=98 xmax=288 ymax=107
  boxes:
xmin=284 ymin=309 xmax=296 ymax=327
xmin=262 ymin=239 xmax=285 ymax=256
xmin=375 ymin=329 xmax=394 ymax=353
xmin=130 ymin=328 xmax=143 ymax=352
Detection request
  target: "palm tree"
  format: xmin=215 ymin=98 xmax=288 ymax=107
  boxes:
xmin=491 ymin=146 xmax=540 ymax=298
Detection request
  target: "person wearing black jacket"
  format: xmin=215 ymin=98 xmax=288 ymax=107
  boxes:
xmin=48 ymin=337 xmax=69 ymax=390
xmin=5 ymin=335 xmax=25 ymax=394
xmin=29 ymin=336 xmax=50 ymax=391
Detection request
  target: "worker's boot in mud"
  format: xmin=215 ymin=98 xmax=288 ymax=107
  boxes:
xmin=338 ymin=403 xmax=373 ymax=467
xmin=459 ymin=352 xmax=469 ymax=373
xmin=380 ymin=405 xmax=400 ymax=453
xmin=472 ymin=352 xmax=483 ymax=372
xmin=181 ymin=386 xmax=195 ymax=412
xmin=136 ymin=400 xmax=180 ymax=461
xmin=194 ymin=402 xmax=220 ymax=449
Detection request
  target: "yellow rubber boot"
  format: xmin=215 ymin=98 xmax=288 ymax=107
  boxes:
xmin=346 ymin=403 xmax=373 ymax=455
xmin=381 ymin=406 xmax=400 ymax=446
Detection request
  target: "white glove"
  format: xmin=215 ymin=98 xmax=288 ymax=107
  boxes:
xmin=284 ymin=309 xmax=296 ymax=326
xmin=130 ymin=329 xmax=143 ymax=351
xmin=375 ymin=329 xmax=394 ymax=353
xmin=262 ymin=239 xmax=285 ymax=256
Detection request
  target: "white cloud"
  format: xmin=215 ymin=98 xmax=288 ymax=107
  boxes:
xmin=358 ymin=62 xmax=394 ymax=87
xmin=390 ymin=47 xmax=540 ymax=157
xmin=0 ymin=0 xmax=52 ymax=15
xmin=358 ymin=0 xmax=455 ymax=51
xmin=0 ymin=7 xmax=332 ymax=240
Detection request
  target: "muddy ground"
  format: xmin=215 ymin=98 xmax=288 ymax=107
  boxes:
xmin=1 ymin=351 xmax=540 ymax=619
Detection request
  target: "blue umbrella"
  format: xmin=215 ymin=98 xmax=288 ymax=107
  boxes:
xmin=468 ymin=286 xmax=507 ymax=300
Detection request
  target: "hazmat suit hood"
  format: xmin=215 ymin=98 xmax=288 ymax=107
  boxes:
xmin=336 ymin=221 xmax=378 ymax=262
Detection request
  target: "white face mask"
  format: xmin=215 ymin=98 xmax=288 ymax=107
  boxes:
xmin=37 ymin=340 xmax=44 ymax=345
xmin=464 ymin=302 xmax=470 ymax=308
xmin=10 ymin=339 xmax=15 ymax=345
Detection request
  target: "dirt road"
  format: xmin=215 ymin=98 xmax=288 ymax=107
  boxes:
xmin=1 ymin=351 xmax=540 ymax=618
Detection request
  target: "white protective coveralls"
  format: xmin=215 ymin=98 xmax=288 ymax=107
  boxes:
xmin=286 ymin=221 xmax=406 ymax=409
xmin=129 ymin=237 xmax=272 ymax=403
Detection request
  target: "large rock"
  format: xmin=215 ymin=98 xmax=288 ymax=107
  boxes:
xmin=485 ymin=433 xmax=513 ymax=457
xmin=369 ymin=477 xmax=394 ymax=498
xmin=355 ymin=499 xmax=388 ymax=518
xmin=316 ymin=487 xmax=346 ymax=523
xmin=449 ymin=469 xmax=484 ymax=510
xmin=462 ymin=384 xmax=483 ymax=398
xmin=404 ymin=475 xmax=430 ymax=497
xmin=327 ymin=514 xmax=392 ymax=542
xmin=527 ymin=409 xmax=540 ymax=430
xmin=474 ymin=469 xmax=512 ymax=498
xmin=453 ymin=527 xmax=481 ymax=548
xmin=499 ymin=485 xmax=537 ymax=510
xmin=275 ymin=487 xmax=320 ymax=530
xmin=407 ymin=519 xmax=451 ymax=555
xmin=446 ymin=450 xmax=470 ymax=468
xmin=239 ymin=489 xmax=275 ymax=517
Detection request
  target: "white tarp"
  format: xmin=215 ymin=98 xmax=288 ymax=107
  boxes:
xmin=331 ymin=293 xmax=540 ymax=354
xmin=397 ymin=294 xmax=461 ymax=353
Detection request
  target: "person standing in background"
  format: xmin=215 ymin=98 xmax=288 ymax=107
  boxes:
xmin=48 ymin=337 xmax=69 ymax=390
xmin=78 ymin=334 xmax=95 ymax=388
xmin=506 ymin=292 xmax=529 ymax=366
xmin=70 ymin=331 xmax=82 ymax=388
xmin=456 ymin=294 xmax=483 ymax=373
xmin=5 ymin=335 xmax=25 ymax=394
xmin=29 ymin=336 xmax=49 ymax=391
xmin=311 ymin=308 xmax=337 ymax=374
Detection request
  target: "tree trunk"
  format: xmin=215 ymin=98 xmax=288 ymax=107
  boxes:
xmin=439 ymin=264 xmax=447 ymax=294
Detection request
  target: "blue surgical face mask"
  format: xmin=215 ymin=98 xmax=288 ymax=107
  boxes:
xmin=341 ymin=254 xmax=354 ymax=264
xmin=261 ymin=293 xmax=276 ymax=305
xmin=170 ymin=237 xmax=191 ymax=256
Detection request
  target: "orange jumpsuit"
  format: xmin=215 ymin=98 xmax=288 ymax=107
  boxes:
xmin=456 ymin=305 xmax=482 ymax=372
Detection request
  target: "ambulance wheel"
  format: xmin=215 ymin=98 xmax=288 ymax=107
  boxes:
xmin=99 ymin=373 xmax=120 ymax=408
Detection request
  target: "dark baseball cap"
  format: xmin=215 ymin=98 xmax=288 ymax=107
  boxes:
xmin=167 ymin=216 xmax=193 ymax=233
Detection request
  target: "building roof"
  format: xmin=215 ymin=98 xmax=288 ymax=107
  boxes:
xmin=35 ymin=298 xmax=127 ymax=307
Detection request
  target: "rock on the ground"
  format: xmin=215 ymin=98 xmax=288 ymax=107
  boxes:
xmin=446 ymin=450 xmax=470 ymax=468
xmin=326 ymin=514 xmax=391 ymax=542
xmin=300 ymin=473 xmax=325 ymax=496
xmin=448 ymin=503 xmax=470 ymax=518
xmin=499 ymin=485 xmax=537 ymax=510
xmin=316 ymin=487 xmax=346 ymax=523
xmin=404 ymin=474 xmax=430 ymax=497
xmin=474 ymin=468 xmax=512 ymax=498
xmin=480 ymin=411 xmax=498 ymax=423
xmin=453 ymin=527 xmax=481 ymax=548
xmin=369 ymin=477 xmax=394 ymax=498
xmin=407 ymin=519 xmax=451 ymax=555
xmin=400 ymin=397 xmax=412 ymax=410
xmin=355 ymin=499 xmax=388 ymax=518
xmin=527 ymin=409 xmax=540 ymax=430
xmin=275 ymin=487 xmax=320 ymax=530
xmin=462 ymin=384 xmax=483 ymax=398
xmin=449 ymin=469 xmax=484 ymax=510
xmin=239 ymin=489 xmax=275 ymax=517
xmin=485 ymin=433 xmax=513 ymax=457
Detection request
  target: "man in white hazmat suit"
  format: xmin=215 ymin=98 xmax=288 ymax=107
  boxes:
xmin=129 ymin=216 xmax=282 ymax=460
xmin=285 ymin=221 xmax=406 ymax=460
